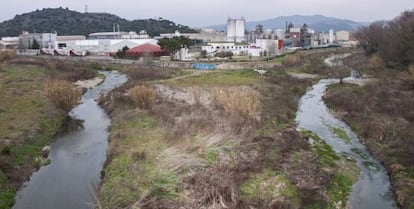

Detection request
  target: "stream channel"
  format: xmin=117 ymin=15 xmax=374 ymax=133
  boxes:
xmin=12 ymin=71 xmax=127 ymax=209
xmin=295 ymin=54 xmax=398 ymax=209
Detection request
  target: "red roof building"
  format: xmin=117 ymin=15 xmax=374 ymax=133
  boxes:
xmin=126 ymin=43 xmax=167 ymax=58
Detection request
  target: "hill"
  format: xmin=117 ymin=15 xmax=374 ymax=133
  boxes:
xmin=209 ymin=15 xmax=369 ymax=32
xmin=0 ymin=8 xmax=197 ymax=37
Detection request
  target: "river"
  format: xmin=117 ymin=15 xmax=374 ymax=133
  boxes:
xmin=12 ymin=71 xmax=127 ymax=209
xmin=295 ymin=55 xmax=398 ymax=209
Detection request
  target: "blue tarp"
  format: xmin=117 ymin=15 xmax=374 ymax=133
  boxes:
xmin=191 ymin=63 xmax=216 ymax=70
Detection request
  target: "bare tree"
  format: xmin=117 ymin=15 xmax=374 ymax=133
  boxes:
xmin=355 ymin=10 xmax=414 ymax=69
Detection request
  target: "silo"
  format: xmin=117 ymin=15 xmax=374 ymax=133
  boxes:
xmin=227 ymin=18 xmax=236 ymax=42
xmin=329 ymin=29 xmax=334 ymax=43
xmin=235 ymin=17 xmax=246 ymax=42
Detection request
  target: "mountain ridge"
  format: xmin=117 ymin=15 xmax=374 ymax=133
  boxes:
xmin=0 ymin=8 xmax=197 ymax=37
xmin=208 ymin=15 xmax=369 ymax=32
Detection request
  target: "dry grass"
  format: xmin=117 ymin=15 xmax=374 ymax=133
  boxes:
xmin=283 ymin=54 xmax=301 ymax=66
xmin=211 ymin=87 xmax=261 ymax=129
xmin=369 ymin=54 xmax=385 ymax=70
xmin=283 ymin=51 xmax=305 ymax=66
xmin=129 ymin=85 xmax=157 ymax=109
xmin=0 ymin=50 xmax=16 ymax=62
xmin=192 ymin=86 xmax=202 ymax=106
xmin=44 ymin=79 xmax=82 ymax=112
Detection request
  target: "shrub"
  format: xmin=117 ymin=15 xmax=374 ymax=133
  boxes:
xmin=214 ymin=51 xmax=233 ymax=58
xmin=44 ymin=79 xmax=82 ymax=112
xmin=129 ymin=85 xmax=156 ymax=109
xmin=1 ymin=146 xmax=11 ymax=155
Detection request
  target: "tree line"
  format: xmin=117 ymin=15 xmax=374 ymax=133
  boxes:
xmin=355 ymin=10 xmax=414 ymax=69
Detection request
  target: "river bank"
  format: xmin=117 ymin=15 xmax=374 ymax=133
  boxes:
xmin=297 ymin=78 xmax=397 ymax=209
xmin=0 ymin=56 xmax=99 ymax=209
xmin=12 ymin=71 xmax=127 ymax=209
xmin=323 ymin=53 xmax=414 ymax=209
xmin=0 ymin=64 xmax=65 ymax=209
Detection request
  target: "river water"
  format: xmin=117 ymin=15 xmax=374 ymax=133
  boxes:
xmin=13 ymin=71 xmax=127 ymax=209
xmin=296 ymin=55 xmax=398 ymax=209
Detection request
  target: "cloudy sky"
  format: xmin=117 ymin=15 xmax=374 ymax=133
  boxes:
xmin=0 ymin=0 xmax=413 ymax=27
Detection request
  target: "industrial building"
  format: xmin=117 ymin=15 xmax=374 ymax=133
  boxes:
xmin=246 ymin=25 xmax=280 ymax=43
xmin=89 ymin=31 xmax=149 ymax=40
xmin=227 ymin=17 xmax=246 ymax=43
xmin=19 ymin=31 xmax=57 ymax=49
xmin=336 ymin=30 xmax=350 ymax=42
xmin=158 ymin=29 xmax=226 ymax=43
xmin=57 ymin=38 xmax=158 ymax=56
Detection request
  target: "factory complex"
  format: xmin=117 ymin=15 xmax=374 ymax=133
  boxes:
xmin=0 ymin=17 xmax=356 ymax=60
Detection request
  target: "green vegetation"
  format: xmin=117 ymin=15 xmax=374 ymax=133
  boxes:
xmin=31 ymin=39 xmax=40 ymax=49
xmin=98 ymin=112 xmax=171 ymax=208
xmin=301 ymin=130 xmax=340 ymax=167
xmin=115 ymin=46 xmax=129 ymax=58
xmin=240 ymin=169 xmax=300 ymax=206
xmin=331 ymin=126 xmax=352 ymax=144
xmin=158 ymin=36 xmax=192 ymax=57
xmin=301 ymin=130 xmax=359 ymax=208
xmin=166 ymin=69 xmax=258 ymax=86
xmin=0 ymin=8 xmax=196 ymax=37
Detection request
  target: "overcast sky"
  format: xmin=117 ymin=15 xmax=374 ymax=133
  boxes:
xmin=0 ymin=0 xmax=413 ymax=27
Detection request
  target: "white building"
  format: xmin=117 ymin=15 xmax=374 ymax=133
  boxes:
xmin=336 ymin=30 xmax=350 ymax=42
xmin=227 ymin=17 xmax=246 ymax=43
xmin=201 ymin=42 xmax=249 ymax=56
xmin=0 ymin=37 xmax=19 ymax=49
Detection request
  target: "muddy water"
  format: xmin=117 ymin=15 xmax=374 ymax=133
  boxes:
xmin=296 ymin=56 xmax=398 ymax=209
xmin=13 ymin=71 xmax=127 ymax=209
